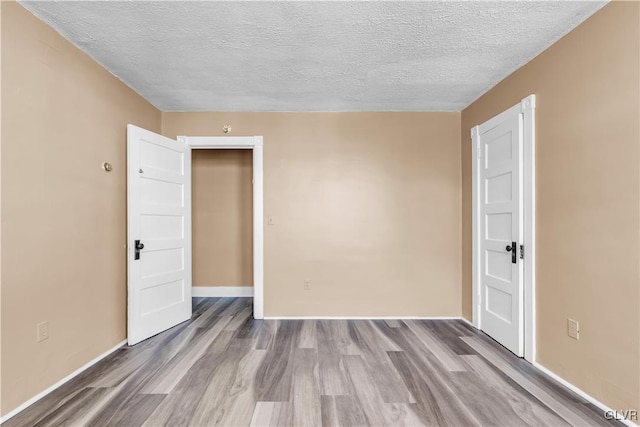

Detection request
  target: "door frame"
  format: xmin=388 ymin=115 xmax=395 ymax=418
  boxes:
xmin=180 ymin=135 xmax=265 ymax=319
xmin=471 ymin=94 xmax=536 ymax=362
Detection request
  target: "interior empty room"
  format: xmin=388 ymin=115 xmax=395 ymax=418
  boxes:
xmin=1 ymin=1 xmax=638 ymax=426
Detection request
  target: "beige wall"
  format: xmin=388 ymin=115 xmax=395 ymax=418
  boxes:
xmin=192 ymin=149 xmax=253 ymax=287
xmin=163 ymin=112 xmax=462 ymax=317
xmin=1 ymin=2 xmax=161 ymax=416
xmin=461 ymin=2 xmax=639 ymax=413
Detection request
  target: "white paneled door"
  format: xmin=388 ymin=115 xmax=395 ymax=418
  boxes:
xmin=127 ymin=125 xmax=192 ymax=345
xmin=477 ymin=113 xmax=524 ymax=356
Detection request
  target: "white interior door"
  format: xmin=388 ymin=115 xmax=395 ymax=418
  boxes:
xmin=127 ymin=125 xmax=192 ymax=345
xmin=478 ymin=113 xmax=524 ymax=356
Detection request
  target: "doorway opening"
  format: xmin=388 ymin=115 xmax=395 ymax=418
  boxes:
xmin=191 ymin=149 xmax=254 ymax=298
xmin=183 ymin=136 xmax=264 ymax=320
xmin=471 ymin=95 xmax=536 ymax=362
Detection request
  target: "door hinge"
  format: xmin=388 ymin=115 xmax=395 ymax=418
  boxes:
xmin=519 ymin=245 xmax=524 ymax=260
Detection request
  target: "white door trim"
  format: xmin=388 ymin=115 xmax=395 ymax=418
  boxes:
xmin=181 ymin=136 xmax=264 ymax=319
xmin=192 ymin=286 xmax=254 ymax=298
xmin=471 ymin=94 xmax=536 ymax=362
xmin=521 ymin=96 xmax=536 ymax=363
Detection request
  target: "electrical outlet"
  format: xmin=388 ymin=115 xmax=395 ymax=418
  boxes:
xmin=37 ymin=321 xmax=49 ymax=342
xmin=304 ymin=280 xmax=312 ymax=290
xmin=567 ymin=318 xmax=579 ymax=340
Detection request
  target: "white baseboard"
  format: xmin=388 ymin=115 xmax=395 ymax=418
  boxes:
xmin=5 ymin=322 xmax=629 ymax=426
xmin=0 ymin=339 xmax=127 ymax=424
xmin=459 ymin=316 xmax=477 ymax=328
xmin=192 ymin=286 xmax=254 ymax=297
xmin=460 ymin=319 xmax=635 ymax=425
xmin=263 ymin=316 xmax=464 ymax=320
xmin=533 ymin=363 xmax=639 ymax=427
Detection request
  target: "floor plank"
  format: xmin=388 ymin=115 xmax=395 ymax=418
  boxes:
xmin=292 ymin=348 xmax=322 ymax=427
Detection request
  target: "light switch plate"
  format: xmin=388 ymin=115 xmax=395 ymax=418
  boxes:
xmin=37 ymin=321 xmax=49 ymax=342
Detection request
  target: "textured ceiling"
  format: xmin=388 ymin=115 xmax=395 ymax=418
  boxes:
xmin=20 ymin=1 xmax=607 ymax=111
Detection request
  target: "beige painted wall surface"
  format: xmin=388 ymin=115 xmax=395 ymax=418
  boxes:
xmin=163 ymin=112 xmax=462 ymax=317
xmin=192 ymin=149 xmax=253 ymax=287
xmin=1 ymin=3 xmax=161 ymax=416
xmin=461 ymin=2 xmax=639 ymax=412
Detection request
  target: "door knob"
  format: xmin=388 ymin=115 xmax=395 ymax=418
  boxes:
xmin=505 ymin=245 xmax=513 ymax=252
xmin=134 ymin=240 xmax=144 ymax=260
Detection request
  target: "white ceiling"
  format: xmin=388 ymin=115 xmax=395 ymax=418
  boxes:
xmin=20 ymin=1 xmax=606 ymax=112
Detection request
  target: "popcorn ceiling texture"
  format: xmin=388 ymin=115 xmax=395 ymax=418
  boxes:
xmin=20 ymin=1 xmax=606 ymax=112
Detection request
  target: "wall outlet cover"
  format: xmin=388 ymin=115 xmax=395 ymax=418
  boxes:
xmin=37 ymin=321 xmax=50 ymax=342
xmin=567 ymin=318 xmax=579 ymax=340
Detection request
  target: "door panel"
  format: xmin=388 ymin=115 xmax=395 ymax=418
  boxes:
xmin=127 ymin=125 xmax=192 ymax=345
xmin=479 ymin=114 xmax=524 ymax=356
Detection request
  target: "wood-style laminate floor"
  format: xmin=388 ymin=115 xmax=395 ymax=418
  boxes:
xmin=4 ymin=297 xmax=620 ymax=427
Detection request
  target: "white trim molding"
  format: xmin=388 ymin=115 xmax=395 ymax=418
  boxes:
xmin=264 ymin=316 xmax=466 ymax=320
xmin=458 ymin=318 xmax=636 ymax=426
xmin=192 ymin=286 xmax=254 ymax=298
xmin=471 ymin=124 xmax=480 ymax=330
xmin=0 ymin=340 xmax=127 ymax=424
xmin=522 ymin=95 xmax=537 ymax=363
xmin=459 ymin=316 xmax=475 ymax=328
xmin=185 ymin=135 xmax=263 ymax=149
xmin=533 ymin=363 xmax=639 ymax=427
xmin=180 ymin=135 xmax=264 ymax=320
xmin=471 ymin=94 xmax=536 ymax=362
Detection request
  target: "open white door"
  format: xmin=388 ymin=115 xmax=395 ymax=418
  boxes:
xmin=474 ymin=112 xmax=524 ymax=357
xmin=127 ymin=125 xmax=192 ymax=345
